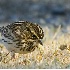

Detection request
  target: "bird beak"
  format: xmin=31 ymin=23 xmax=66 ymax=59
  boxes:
xmin=38 ymin=40 xmax=43 ymax=45
xmin=37 ymin=40 xmax=44 ymax=53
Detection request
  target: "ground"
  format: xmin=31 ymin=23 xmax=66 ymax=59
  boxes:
xmin=0 ymin=25 xmax=70 ymax=69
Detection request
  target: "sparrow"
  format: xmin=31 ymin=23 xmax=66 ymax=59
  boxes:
xmin=0 ymin=21 xmax=44 ymax=57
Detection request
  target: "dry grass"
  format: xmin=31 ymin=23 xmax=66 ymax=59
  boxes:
xmin=0 ymin=25 xmax=70 ymax=69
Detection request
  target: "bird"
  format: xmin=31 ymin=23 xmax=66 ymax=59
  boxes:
xmin=0 ymin=21 xmax=44 ymax=57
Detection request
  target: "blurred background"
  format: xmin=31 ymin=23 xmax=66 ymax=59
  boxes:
xmin=0 ymin=0 xmax=70 ymax=27
xmin=0 ymin=0 xmax=70 ymax=69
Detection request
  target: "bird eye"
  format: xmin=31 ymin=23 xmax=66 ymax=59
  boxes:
xmin=32 ymin=35 xmax=37 ymax=39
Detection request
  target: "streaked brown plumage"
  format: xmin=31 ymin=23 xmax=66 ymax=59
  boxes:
xmin=0 ymin=21 xmax=44 ymax=56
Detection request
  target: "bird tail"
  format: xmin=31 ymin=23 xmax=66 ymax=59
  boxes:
xmin=0 ymin=27 xmax=2 ymax=41
xmin=0 ymin=27 xmax=2 ymax=39
xmin=0 ymin=27 xmax=2 ymax=32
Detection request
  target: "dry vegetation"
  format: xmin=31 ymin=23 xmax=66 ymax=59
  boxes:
xmin=0 ymin=25 xmax=70 ymax=69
